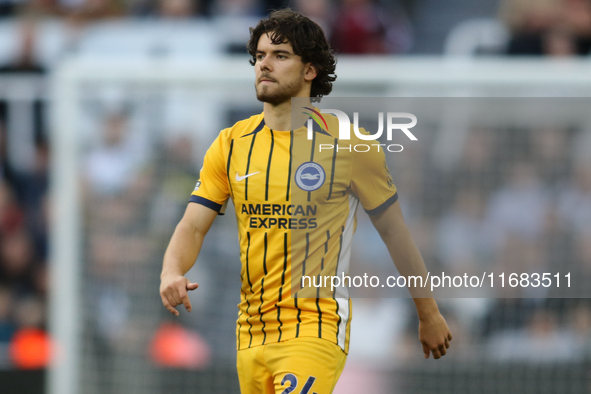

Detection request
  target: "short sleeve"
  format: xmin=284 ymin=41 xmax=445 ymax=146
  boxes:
xmin=190 ymin=133 xmax=231 ymax=215
xmin=350 ymin=145 xmax=398 ymax=215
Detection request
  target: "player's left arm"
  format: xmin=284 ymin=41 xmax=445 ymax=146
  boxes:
xmin=369 ymin=200 xmax=452 ymax=359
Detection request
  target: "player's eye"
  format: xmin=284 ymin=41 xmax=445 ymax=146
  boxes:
xmin=256 ymin=54 xmax=265 ymax=61
xmin=277 ymin=54 xmax=287 ymax=59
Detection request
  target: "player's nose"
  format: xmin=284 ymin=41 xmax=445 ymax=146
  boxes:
xmin=258 ymin=56 xmax=272 ymax=71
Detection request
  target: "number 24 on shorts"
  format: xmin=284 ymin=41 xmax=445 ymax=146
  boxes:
xmin=280 ymin=374 xmax=317 ymax=394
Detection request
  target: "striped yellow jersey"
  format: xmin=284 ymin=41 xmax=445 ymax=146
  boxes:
xmin=190 ymin=112 xmax=397 ymax=353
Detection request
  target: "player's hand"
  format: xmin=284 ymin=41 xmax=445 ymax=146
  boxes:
xmin=418 ymin=312 xmax=452 ymax=359
xmin=159 ymin=275 xmax=199 ymax=316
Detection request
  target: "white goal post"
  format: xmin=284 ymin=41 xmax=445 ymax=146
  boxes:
xmin=48 ymin=55 xmax=591 ymax=394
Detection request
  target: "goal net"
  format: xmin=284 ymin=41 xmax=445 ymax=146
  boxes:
xmin=48 ymin=56 xmax=591 ymax=394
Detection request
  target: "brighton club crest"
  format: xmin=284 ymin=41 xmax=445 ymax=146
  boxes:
xmin=295 ymin=162 xmax=325 ymax=192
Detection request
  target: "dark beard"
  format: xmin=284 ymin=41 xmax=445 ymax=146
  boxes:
xmin=255 ymin=79 xmax=302 ymax=105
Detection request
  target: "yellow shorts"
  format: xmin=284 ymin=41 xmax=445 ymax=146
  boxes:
xmin=236 ymin=337 xmax=347 ymax=394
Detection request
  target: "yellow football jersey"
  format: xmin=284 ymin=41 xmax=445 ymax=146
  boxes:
xmin=190 ymin=112 xmax=397 ymax=353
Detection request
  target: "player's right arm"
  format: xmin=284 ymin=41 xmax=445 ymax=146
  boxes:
xmin=160 ymin=131 xmax=231 ymax=315
xmin=160 ymin=198 xmax=219 ymax=316
xmin=160 ymin=131 xmax=230 ymax=316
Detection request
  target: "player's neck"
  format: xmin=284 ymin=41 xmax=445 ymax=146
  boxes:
xmin=262 ymin=101 xmax=292 ymax=131
xmin=263 ymin=95 xmax=312 ymax=132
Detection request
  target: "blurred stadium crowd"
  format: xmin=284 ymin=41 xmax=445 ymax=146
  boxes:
xmin=0 ymin=0 xmax=590 ymax=59
xmin=0 ymin=106 xmax=48 ymax=368
xmin=0 ymin=0 xmax=590 ymax=384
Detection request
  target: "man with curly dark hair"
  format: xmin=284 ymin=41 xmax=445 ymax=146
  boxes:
xmin=160 ymin=8 xmax=451 ymax=394
xmin=247 ymin=8 xmax=336 ymax=102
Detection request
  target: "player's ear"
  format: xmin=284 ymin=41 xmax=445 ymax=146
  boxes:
xmin=304 ymin=63 xmax=317 ymax=82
